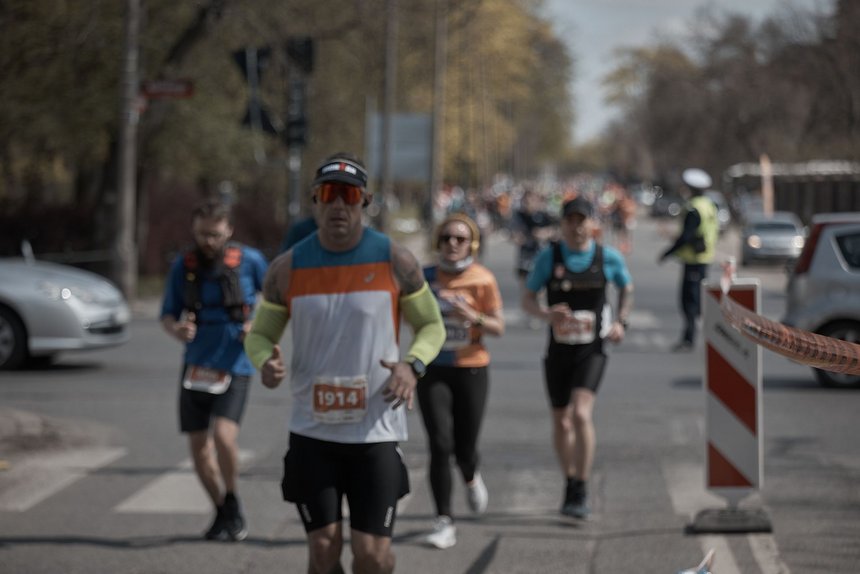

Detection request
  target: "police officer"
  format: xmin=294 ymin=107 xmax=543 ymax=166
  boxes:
xmin=658 ymin=168 xmax=719 ymax=352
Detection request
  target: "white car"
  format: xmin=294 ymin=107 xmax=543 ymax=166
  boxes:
xmin=783 ymin=213 xmax=860 ymax=387
xmin=0 ymin=257 xmax=131 ymax=369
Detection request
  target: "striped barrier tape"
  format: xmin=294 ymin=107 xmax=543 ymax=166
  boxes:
xmin=718 ymin=260 xmax=860 ymax=376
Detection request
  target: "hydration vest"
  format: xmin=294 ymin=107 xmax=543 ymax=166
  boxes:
xmin=545 ymin=241 xmax=607 ymax=348
xmin=182 ymin=242 xmax=248 ymax=323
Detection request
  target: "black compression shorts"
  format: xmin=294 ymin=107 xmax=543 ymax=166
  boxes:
xmin=179 ymin=368 xmax=250 ymax=432
xmin=281 ymin=433 xmax=410 ymax=537
xmin=543 ymin=346 xmax=607 ymax=408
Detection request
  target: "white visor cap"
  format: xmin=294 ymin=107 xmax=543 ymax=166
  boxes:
xmin=682 ymin=168 xmax=712 ymax=190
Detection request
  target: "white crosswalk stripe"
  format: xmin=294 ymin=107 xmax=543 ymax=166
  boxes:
xmin=504 ymin=467 xmax=561 ymax=512
xmin=0 ymin=447 xmax=127 ymax=512
xmin=114 ymin=449 xmax=255 ymax=514
xmin=624 ymin=331 xmax=671 ymax=350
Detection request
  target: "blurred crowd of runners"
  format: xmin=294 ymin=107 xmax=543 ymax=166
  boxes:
xmin=430 ymin=175 xmax=641 ymax=268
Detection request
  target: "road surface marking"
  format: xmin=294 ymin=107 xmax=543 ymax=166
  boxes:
xmin=749 ymin=534 xmax=792 ymax=574
xmin=628 ymin=309 xmax=661 ymax=329
xmin=699 ymin=535 xmax=742 ymax=573
xmin=0 ymin=447 xmax=127 ymax=512
xmin=114 ymin=450 xmax=254 ymax=514
xmin=670 ymin=416 xmax=704 ymax=446
xmin=626 ymin=331 xmax=670 ymax=350
xmin=506 ymin=467 xmax=560 ymax=512
xmin=663 ymin=462 xmax=792 ymax=574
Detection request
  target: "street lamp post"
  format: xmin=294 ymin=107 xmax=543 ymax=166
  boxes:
xmin=116 ymin=0 xmax=140 ymax=300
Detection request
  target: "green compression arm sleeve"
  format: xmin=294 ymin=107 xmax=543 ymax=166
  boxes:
xmin=400 ymin=282 xmax=445 ymax=365
xmin=244 ymin=300 xmax=289 ymax=369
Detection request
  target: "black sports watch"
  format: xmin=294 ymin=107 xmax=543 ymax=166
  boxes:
xmin=407 ymin=357 xmax=427 ymax=379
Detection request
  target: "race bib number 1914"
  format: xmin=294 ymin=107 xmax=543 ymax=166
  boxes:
xmin=312 ymin=376 xmax=368 ymax=424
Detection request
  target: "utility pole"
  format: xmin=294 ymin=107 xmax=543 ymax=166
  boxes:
xmin=428 ymin=0 xmax=447 ymax=232
xmin=116 ymin=0 xmax=140 ymax=300
xmin=378 ymin=0 xmax=398 ymax=232
xmin=285 ymin=37 xmax=313 ymax=224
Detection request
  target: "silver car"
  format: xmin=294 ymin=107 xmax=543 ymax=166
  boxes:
xmin=740 ymin=211 xmax=805 ymax=266
xmin=0 ymin=257 xmax=131 ymax=369
xmin=783 ymin=213 xmax=860 ymax=387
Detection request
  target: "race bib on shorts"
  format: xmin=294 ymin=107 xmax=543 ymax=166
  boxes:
xmin=552 ymin=310 xmax=597 ymax=345
xmin=312 ymin=376 xmax=368 ymax=424
xmin=183 ymin=365 xmax=232 ymax=394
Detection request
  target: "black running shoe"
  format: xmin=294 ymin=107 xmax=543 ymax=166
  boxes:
xmin=204 ymin=505 xmax=229 ymax=541
xmin=560 ymin=480 xmax=590 ymax=520
xmin=222 ymin=493 xmax=248 ymax=542
xmin=560 ymin=498 xmax=591 ymax=520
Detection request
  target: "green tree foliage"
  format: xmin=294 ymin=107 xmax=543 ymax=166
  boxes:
xmin=436 ymin=0 xmax=573 ymax=186
xmin=0 ymin=0 xmax=123 ymax=205
xmin=0 ymin=0 xmax=572 ymax=202
xmin=0 ymin=0 xmax=573 ymax=263
xmin=600 ymin=0 xmax=858 ymax=184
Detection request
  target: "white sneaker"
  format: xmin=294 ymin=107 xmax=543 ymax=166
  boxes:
xmin=466 ymin=472 xmax=488 ymax=514
xmin=425 ymin=516 xmax=457 ymax=549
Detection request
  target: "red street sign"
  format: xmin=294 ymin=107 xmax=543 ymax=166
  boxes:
xmin=141 ymin=79 xmax=194 ymax=99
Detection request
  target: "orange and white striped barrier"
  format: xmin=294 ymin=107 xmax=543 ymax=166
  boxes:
xmin=692 ymin=269 xmax=771 ymax=533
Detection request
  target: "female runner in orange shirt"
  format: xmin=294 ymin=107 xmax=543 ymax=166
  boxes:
xmin=418 ymin=213 xmax=505 ymax=549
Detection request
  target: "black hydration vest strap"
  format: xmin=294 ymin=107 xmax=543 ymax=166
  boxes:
xmin=546 ymin=242 xmax=606 ymax=307
xmin=545 ymin=241 xmax=607 ymax=346
xmin=182 ymin=243 xmax=247 ymax=323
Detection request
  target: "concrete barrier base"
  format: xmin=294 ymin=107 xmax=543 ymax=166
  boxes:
xmin=688 ymin=507 xmax=773 ymax=533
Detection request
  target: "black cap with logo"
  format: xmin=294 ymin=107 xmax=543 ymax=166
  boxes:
xmin=312 ymin=155 xmax=368 ymax=188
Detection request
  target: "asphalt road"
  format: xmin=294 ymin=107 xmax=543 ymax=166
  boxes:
xmin=0 ymin=212 xmax=858 ymax=573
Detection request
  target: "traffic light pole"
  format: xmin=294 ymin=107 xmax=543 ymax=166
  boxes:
xmin=286 ymin=76 xmax=306 ymax=219
xmin=288 ymin=147 xmax=302 ymax=218
xmin=284 ymin=38 xmax=312 ymax=223
xmin=116 ymin=0 xmax=140 ymax=300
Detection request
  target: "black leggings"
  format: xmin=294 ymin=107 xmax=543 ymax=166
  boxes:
xmin=417 ymin=365 xmax=489 ymax=517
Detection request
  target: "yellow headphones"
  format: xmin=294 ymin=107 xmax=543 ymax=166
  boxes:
xmin=434 ymin=212 xmax=481 ymax=256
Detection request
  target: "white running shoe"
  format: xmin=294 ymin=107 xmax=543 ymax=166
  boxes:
xmin=425 ymin=516 xmax=457 ymax=549
xmin=466 ymin=472 xmax=488 ymax=514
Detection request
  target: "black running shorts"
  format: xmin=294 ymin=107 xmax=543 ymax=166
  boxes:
xmin=543 ymin=345 xmax=607 ymax=408
xmin=281 ymin=433 xmax=410 ymax=537
xmin=178 ymin=368 xmax=250 ymax=432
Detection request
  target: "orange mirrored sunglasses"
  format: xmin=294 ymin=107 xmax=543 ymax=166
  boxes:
xmin=316 ymin=182 xmax=364 ymax=205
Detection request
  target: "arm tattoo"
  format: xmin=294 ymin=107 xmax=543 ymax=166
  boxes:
xmin=391 ymin=243 xmax=425 ymax=295
xmin=263 ymin=252 xmax=292 ymax=305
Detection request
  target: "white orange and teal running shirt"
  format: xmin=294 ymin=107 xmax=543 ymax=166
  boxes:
xmin=285 ymin=228 xmax=406 ymax=444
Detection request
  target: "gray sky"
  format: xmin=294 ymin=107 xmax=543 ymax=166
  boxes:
xmin=541 ymin=0 xmax=829 ymax=143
